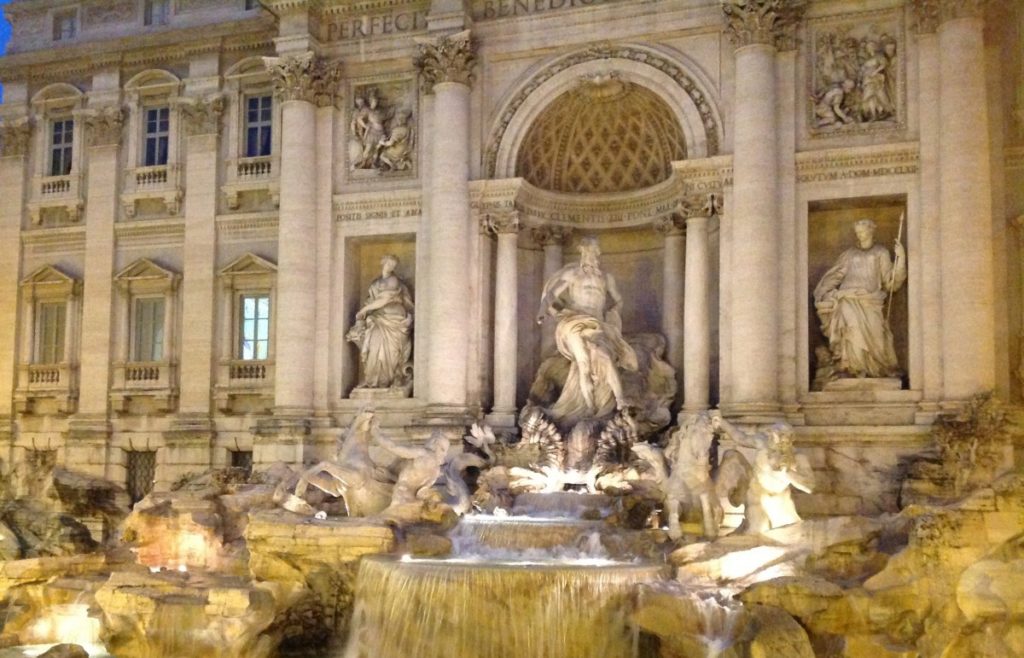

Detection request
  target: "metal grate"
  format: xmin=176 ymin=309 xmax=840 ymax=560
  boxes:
xmin=126 ymin=451 xmax=156 ymax=505
xmin=230 ymin=450 xmax=253 ymax=478
xmin=25 ymin=450 xmax=57 ymax=498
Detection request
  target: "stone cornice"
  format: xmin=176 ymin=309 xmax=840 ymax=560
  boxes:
xmin=179 ymin=94 xmax=226 ymax=136
xmin=795 ymin=142 xmax=919 ymax=183
xmin=0 ymin=117 xmax=33 ymax=158
xmin=721 ymin=0 xmax=806 ymax=50
xmin=414 ymin=30 xmax=476 ymax=93
xmin=114 ymin=218 xmax=186 ymax=249
xmin=265 ymin=52 xmax=344 ymax=107
xmin=21 ymin=226 xmax=87 ymax=257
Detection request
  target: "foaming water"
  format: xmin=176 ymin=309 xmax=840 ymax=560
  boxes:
xmin=343 ymin=555 xmax=668 ymax=658
xmin=448 ymin=515 xmax=616 ymax=562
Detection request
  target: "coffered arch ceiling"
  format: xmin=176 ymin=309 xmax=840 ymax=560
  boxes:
xmin=515 ymin=77 xmax=687 ymax=195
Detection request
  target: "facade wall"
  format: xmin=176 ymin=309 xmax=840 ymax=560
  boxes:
xmin=0 ymin=0 xmax=1019 ymax=513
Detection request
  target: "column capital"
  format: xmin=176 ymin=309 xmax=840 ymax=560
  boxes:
xmin=653 ymin=214 xmax=686 ymax=237
xmin=721 ymin=0 xmax=805 ymax=50
xmin=414 ymin=29 xmax=477 ymax=93
xmin=484 ymin=209 xmax=520 ymax=235
xmin=530 ymin=225 xmax=573 ymax=247
xmin=0 ymin=117 xmax=32 ymax=157
xmin=264 ymin=52 xmax=343 ymax=107
xmin=79 ymin=106 xmax=124 ymax=147
xmin=911 ymin=0 xmax=989 ymax=34
xmin=178 ymin=94 xmax=225 ymax=136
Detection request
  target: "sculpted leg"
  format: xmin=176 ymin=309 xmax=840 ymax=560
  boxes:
xmin=563 ymin=333 xmax=596 ymax=412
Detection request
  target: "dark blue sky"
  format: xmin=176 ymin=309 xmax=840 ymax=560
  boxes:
xmin=0 ymin=0 xmax=9 ymax=56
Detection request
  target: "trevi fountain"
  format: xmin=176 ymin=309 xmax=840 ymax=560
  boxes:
xmin=0 ymin=0 xmax=1022 ymax=657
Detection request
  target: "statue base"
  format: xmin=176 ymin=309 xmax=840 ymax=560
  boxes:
xmin=822 ymin=377 xmax=901 ymax=392
xmin=351 ymin=385 xmax=413 ymax=400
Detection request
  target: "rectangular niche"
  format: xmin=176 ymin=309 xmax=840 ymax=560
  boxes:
xmin=807 ymin=195 xmax=908 ymax=391
xmin=343 ymin=235 xmax=416 ymax=398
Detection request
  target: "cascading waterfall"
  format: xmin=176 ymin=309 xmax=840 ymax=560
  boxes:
xmin=343 ymin=556 xmax=667 ymax=658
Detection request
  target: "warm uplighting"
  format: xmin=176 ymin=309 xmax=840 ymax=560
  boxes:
xmin=28 ymin=603 xmax=102 ymax=646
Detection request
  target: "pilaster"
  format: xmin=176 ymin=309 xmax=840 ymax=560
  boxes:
xmin=0 ymin=118 xmax=31 ymax=419
xmin=683 ymin=194 xmax=720 ymax=414
xmin=531 ymin=226 xmax=572 ymax=359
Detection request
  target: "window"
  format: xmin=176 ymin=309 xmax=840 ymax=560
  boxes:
xmin=245 ymin=0 xmax=259 ymax=9
xmin=143 ymin=0 xmax=170 ymax=26
xmin=52 ymin=10 xmax=77 ymax=41
xmin=230 ymin=450 xmax=253 ymax=477
xmin=35 ymin=302 xmax=66 ymax=364
xmin=132 ymin=297 xmax=165 ymax=361
xmin=126 ymin=451 xmax=156 ymax=505
xmin=50 ymin=119 xmax=74 ymax=177
xmin=143 ymin=107 xmax=169 ymax=166
xmin=244 ymin=95 xmax=272 ymax=158
xmin=239 ymin=294 xmax=270 ymax=360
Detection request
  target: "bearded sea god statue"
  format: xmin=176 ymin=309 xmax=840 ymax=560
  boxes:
xmin=813 ymin=218 xmax=906 ymax=388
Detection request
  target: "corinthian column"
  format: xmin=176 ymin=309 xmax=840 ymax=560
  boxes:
xmin=415 ymin=31 xmax=476 ymax=415
xmin=486 ymin=211 xmax=520 ymax=425
xmin=264 ymin=53 xmax=341 ymax=423
xmin=932 ymin=0 xmax=996 ymax=399
xmin=721 ymin=0 xmax=801 ymax=417
xmin=653 ymin=213 xmax=685 ymax=409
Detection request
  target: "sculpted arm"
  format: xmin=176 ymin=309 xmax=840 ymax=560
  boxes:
xmin=536 ymin=272 xmax=571 ymax=324
xmin=375 ymin=432 xmax=427 ymax=460
xmin=604 ymin=272 xmax=625 ymax=330
xmin=880 ymin=243 xmax=907 ymax=293
xmin=714 ymin=417 xmax=764 ymax=451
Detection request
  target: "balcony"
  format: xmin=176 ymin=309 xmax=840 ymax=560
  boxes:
xmin=222 ymin=156 xmax=279 ymax=210
xmin=28 ymin=174 xmax=84 ymax=224
xmin=214 ymin=358 xmax=274 ymax=413
xmin=14 ymin=363 xmax=77 ymax=414
xmin=110 ymin=360 xmax=178 ymax=413
xmin=121 ymin=164 xmax=183 ymax=217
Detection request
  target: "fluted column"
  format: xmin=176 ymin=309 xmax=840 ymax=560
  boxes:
xmin=486 ymin=211 xmax=520 ymax=424
xmin=531 ymin=226 xmax=572 ymax=358
xmin=683 ymin=195 xmax=718 ymax=413
xmin=654 ymin=213 xmax=685 ymax=409
xmin=0 ymin=119 xmax=31 ymax=421
xmin=415 ymin=31 xmax=476 ymax=414
xmin=721 ymin=0 xmax=801 ymax=417
xmin=264 ymin=53 xmax=341 ymax=419
xmin=177 ymin=95 xmax=223 ymax=418
xmin=934 ymin=0 xmax=996 ymax=399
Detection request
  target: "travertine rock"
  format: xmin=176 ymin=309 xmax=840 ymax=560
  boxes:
xmin=745 ymin=604 xmax=815 ymax=658
xmin=38 ymin=644 xmax=89 ymax=658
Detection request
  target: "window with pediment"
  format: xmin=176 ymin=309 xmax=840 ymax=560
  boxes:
xmin=122 ymin=69 xmax=184 ymax=218
xmin=215 ymin=253 xmax=277 ymax=413
xmin=15 ymin=265 xmax=80 ymax=415
xmin=28 ymin=83 xmax=86 ymax=225
xmin=52 ymin=8 xmax=78 ymax=41
xmin=111 ymin=258 xmax=179 ymax=414
xmin=143 ymin=0 xmax=171 ymax=26
xmin=222 ymin=57 xmax=280 ymax=211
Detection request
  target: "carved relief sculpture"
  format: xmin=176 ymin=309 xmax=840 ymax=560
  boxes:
xmin=810 ymin=15 xmax=901 ymax=133
xmin=813 ymin=218 xmax=906 ymax=387
xmin=345 ymin=254 xmax=414 ymax=393
xmin=348 ymin=84 xmax=415 ymax=173
xmin=0 ymin=117 xmax=32 ymax=157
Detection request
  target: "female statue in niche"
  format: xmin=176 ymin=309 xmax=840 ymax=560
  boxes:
xmin=346 ymin=254 xmax=414 ymax=390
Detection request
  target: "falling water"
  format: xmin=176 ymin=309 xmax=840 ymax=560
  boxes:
xmin=343 ymin=556 xmax=668 ymax=658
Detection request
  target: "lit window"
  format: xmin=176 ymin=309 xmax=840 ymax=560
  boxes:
xmin=143 ymin=107 xmax=169 ymax=166
xmin=133 ymin=297 xmax=165 ymax=361
xmin=49 ymin=119 xmax=74 ymax=177
xmin=239 ymin=294 xmax=270 ymax=360
xmin=35 ymin=302 xmax=66 ymax=364
xmin=52 ymin=10 xmax=77 ymax=41
xmin=143 ymin=0 xmax=170 ymax=26
xmin=244 ymin=95 xmax=272 ymax=158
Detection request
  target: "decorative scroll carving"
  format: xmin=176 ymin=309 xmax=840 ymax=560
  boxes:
xmin=484 ymin=44 xmax=721 ymax=178
xmin=264 ymin=52 xmax=343 ymax=107
xmin=0 ymin=118 xmax=33 ymax=157
xmin=652 ymin=214 xmax=685 ymax=236
xmin=179 ymin=94 xmax=225 ymax=135
xmin=809 ymin=13 xmax=902 ymax=135
xmin=83 ymin=106 xmax=125 ymax=146
xmin=721 ymin=0 xmax=805 ymax=50
xmin=414 ymin=30 xmax=476 ymax=93
xmin=484 ymin=210 xmax=520 ymax=235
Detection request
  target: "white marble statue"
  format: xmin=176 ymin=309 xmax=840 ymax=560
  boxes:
xmin=813 ymin=218 xmax=906 ymax=384
xmin=377 ymin=109 xmax=414 ymax=172
xmin=375 ymin=430 xmax=450 ymax=509
xmin=290 ymin=410 xmax=393 ymax=517
xmin=714 ymin=417 xmax=815 ymax=534
xmin=346 ymin=254 xmax=414 ymax=391
xmin=535 ymin=237 xmax=639 ymax=424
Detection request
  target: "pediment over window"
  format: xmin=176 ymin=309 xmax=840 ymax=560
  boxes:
xmin=124 ymin=69 xmax=182 ymax=97
xmin=30 ymin=83 xmax=84 ymax=107
xmin=115 ymin=257 xmax=178 ymax=282
xmin=219 ymin=253 xmax=277 ymax=277
xmin=225 ymin=56 xmax=271 ymax=82
xmin=20 ymin=264 xmax=78 ymax=295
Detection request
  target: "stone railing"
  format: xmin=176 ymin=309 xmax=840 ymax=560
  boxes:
xmin=14 ymin=362 xmax=77 ymax=414
xmin=110 ymin=361 xmax=177 ymax=413
xmin=215 ymin=359 xmax=274 ymax=413
xmin=122 ymin=164 xmax=182 ymax=217
xmin=41 ymin=176 xmax=72 ymax=196
xmin=134 ymin=165 xmax=170 ymax=188
xmin=29 ymin=174 xmax=83 ymax=224
xmin=223 ymin=156 xmax=280 ymax=210
xmin=236 ymin=156 xmax=273 ymax=180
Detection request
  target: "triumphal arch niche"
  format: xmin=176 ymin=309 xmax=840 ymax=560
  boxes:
xmin=471 ymin=44 xmax=725 ymax=440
